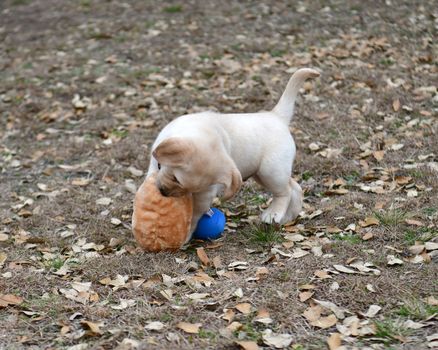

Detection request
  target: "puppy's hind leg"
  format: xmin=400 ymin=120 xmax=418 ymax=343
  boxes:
xmin=255 ymin=169 xmax=294 ymax=225
xmin=283 ymin=179 xmax=303 ymax=223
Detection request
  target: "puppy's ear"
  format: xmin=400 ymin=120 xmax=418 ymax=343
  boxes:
xmin=152 ymin=138 xmax=194 ymax=166
xmin=218 ymin=161 xmax=242 ymax=200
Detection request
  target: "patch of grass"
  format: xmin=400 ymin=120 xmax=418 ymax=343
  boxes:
xmin=12 ymin=0 xmax=31 ymax=5
xmin=332 ymin=233 xmax=361 ymax=244
xmin=234 ymin=323 xmax=262 ymax=342
xmin=397 ymin=299 xmax=438 ymax=320
xmin=247 ymin=194 xmax=267 ymax=206
xmin=270 ymin=49 xmax=286 ymax=57
xmin=379 ymin=57 xmax=395 ymax=66
xmin=423 ymin=207 xmax=437 ymax=216
xmin=198 ymin=329 xmax=217 ymax=340
xmin=110 ymin=129 xmax=128 ymax=139
xmin=244 ymin=223 xmax=284 ymax=246
xmin=344 ymin=171 xmax=360 ymax=185
xmin=404 ymin=228 xmax=437 ymax=245
xmin=374 ymin=209 xmax=407 ymax=227
xmin=163 ymin=5 xmax=182 ymax=13
xmin=302 ymin=171 xmax=313 ymax=181
xmin=80 ymin=0 xmax=91 ymax=8
xmin=373 ymin=319 xmax=411 ymax=344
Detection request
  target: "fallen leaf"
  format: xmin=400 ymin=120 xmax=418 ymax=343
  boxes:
xmin=196 ymin=247 xmax=210 ymax=266
xmin=359 ymin=217 xmax=379 ymax=227
xmin=327 ymin=332 xmax=342 ymax=350
xmin=373 ymin=150 xmax=385 ymax=161
xmin=262 ymin=329 xmax=293 ymax=348
xmin=96 ymin=197 xmax=112 ymax=206
xmin=393 ymin=98 xmax=400 ymax=112
xmin=176 ymin=322 xmax=201 ymax=334
xmin=362 ymin=232 xmax=374 ymax=240
xmin=387 ymin=255 xmax=404 ymax=266
xmin=299 ymin=291 xmax=314 ymax=302
xmin=314 ymin=299 xmax=346 ymax=319
xmin=0 ymin=294 xmax=23 ymax=308
xmin=310 ymin=314 xmax=338 ymax=329
xmin=361 ymin=305 xmax=382 ymax=318
xmin=236 ymin=340 xmax=260 ymax=350
xmin=145 ymin=321 xmax=165 ymax=331
xmin=405 ymin=219 xmax=424 ymax=226
xmin=235 ymin=303 xmax=252 ymax=315
xmin=81 ymin=320 xmax=104 ymax=335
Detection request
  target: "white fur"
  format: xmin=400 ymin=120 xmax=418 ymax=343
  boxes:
xmin=147 ymin=68 xmax=320 ymax=238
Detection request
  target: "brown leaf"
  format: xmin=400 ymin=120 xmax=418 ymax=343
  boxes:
xmin=359 ymin=217 xmax=379 ymax=227
xmin=235 ymin=303 xmax=252 ymax=315
xmin=299 ymin=291 xmax=314 ymax=302
xmin=327 ymin=332 xmax=342 ymax=350
xmin=196 ymin=247 xmax=210 ymax=266
xmin=362 ymin=232 xmax=374 ymax=241
xmin=393 ymin=98 xmax=400 ymax=112
xmin=176 ymin=322 xmax=202 ymax=334
xmin=212 ymin=256 xmax=222 ymax=269
xmin=0 ymin=294 xmax=24 ymax=308
xmin=223 ymin=309 xmax=235 ymax=323
xmin=236 ymin=341 xmax=260 ymax=350
xmin=373 ymin=150 xmax=385 ymax=161
xmin=81 ymin=320 xmax=104 ymax=335
xmin=310 ymin=314 xmax=338 ymax=329
xmin=405 ymin=219 xmax=424 ymax=226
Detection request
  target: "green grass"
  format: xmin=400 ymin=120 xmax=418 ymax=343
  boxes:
xmin=233 ymin=323 xmax=262 ymax=342
xmin=163 ymin=5 xmax=182 ymax=13
xmin=374 ymin=209 xmax=407 ymax=227
xmin=244 ymin=223 xmax=284 ymax=246
xmin=270 ymin=49 xmax=286 ymax=57
xmin=423 ymin=207 xmax=437 ymax=216
xmin=332 ymin=233 xmax=361 ymax=244
xmin=404 ymin=228 xmax=437 ymax=245
xmin=110 ymin=129 xmax=128 ymax=139
xmin=373 ymin=319 xmax=411 ymax=345
xmin=198 ymin=329 xmax=217 ymax=340
xmin=397 ymin=299 xmax=438 ymax=320
xmin=301 ymin=171 xmax=313 ymax=181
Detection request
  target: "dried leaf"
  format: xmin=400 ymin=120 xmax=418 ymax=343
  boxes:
xmin=236 ymin=340 xmax=260 ymax=350
xmin=392 ymin=98 xmax=400 ymax=112
xmin=0 ymin=294 xmax=23 ymax=308
xmin=145 ymin=321 xmax=165 ymax=331
xmin=310 ymin=314 xmax=337 ymax=329
xmin=262 ymin=329 xmax=293 ymax=348
xmin=81 ymin=320 xmax=104 ymax=335
xmin=196 ymin=247 xmax=210 ymax=266
xmin=299 ymin=291 xmax=314 ymax=302
xmin=387 ymin=255 xmax=404 ymax=266
xmin=359 ymin=217 xmax=379 ymax=227
xmin=361 ymin=305 xmax=382 ymax=318
xmin=327 ymin=332 xmax=342 ymax=350
xmin=176 ymin=322 xmax=201 ymax=334
xmin=235 ymin=303 xmax=252 ymax=315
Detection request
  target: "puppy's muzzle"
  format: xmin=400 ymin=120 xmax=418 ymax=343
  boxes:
xmin=159 ymin=186 xmax=170 ymax=197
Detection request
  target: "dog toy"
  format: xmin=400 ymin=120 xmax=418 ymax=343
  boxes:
xmin=193 ymin=208 xmax=226 ymax=240
xmin=132 ymin=175 xmax=193 ymax=252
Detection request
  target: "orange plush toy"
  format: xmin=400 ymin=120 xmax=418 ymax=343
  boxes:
xmin=132 ymin=175 xmax=193 ymax=252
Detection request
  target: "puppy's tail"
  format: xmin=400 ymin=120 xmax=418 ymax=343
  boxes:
xmin=272 ymin=68 xmax=320 ymax=124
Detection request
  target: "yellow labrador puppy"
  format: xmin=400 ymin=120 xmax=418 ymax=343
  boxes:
xmin=147 ymin=68 xmax=320 ymax=237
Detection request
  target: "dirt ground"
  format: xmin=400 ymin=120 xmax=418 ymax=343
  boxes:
xmin=0 ymin=1 xmax=437 ymax=349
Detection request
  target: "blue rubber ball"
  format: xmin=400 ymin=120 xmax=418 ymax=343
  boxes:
xmin=192 ymin=208 xmax=226 ymax=240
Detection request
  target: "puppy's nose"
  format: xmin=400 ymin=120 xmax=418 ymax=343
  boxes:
xmin=159 ymin=187 xmax=169 ymax=197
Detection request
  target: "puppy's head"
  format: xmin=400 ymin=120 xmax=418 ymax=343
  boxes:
xmin=152 ymin=137 xmax=242 ymax=199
